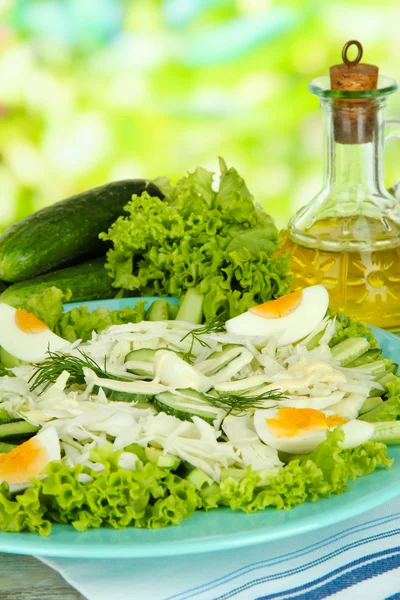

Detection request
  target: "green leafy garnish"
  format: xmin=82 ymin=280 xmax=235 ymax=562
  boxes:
xmin=29 ymin=350 xmax=118 ymax=393
xmin=205 ymin=389 xmax=286 ymax=416
xmin=180 ymin=316 xmax=226 ymax=362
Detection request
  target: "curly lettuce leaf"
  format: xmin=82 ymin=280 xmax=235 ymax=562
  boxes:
xmin=199 ymin=428 xmax=391 ymax=512
xmin=328 ymin=309 xmax=378 ymax=348
xmin=55 ymin=302 xmax=147 ymax=342
xmin=359 ymin=376 xmax=400 ymax=422
xmin=0 ymin=446 xmax=201 ymax=535
xmin=22 ymin=286 xmax=72 ymax=331
xmin=0 ymin=431 xmax=391 ymax=535
xmin=101 ymin=160 xmax=291 ymax=320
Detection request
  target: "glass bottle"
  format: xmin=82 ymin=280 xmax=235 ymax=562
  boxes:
xmin=281 ymin=54 xmax=400 ymax=331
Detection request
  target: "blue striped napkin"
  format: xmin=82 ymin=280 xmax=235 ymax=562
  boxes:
xmin=37 ymin=498 xmax=400 ymax=600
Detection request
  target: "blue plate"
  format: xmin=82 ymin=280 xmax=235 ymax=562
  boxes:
xmin=0 ymin=297 xmax=399 ymax=558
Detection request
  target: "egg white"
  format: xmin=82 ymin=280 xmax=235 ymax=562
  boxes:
xmin=153 ymin=349 xmax=212 ymax=392
xmin=0 ymin=303 xmax=70 ymax=363
xmin=254 ymin=408 xmax=374 ymax=454
xmin=225 ymin=285 xmax=329 ymax=346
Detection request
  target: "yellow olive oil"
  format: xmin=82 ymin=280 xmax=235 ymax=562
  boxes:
xmin=281 ymin=218 xmax=400 ymax=331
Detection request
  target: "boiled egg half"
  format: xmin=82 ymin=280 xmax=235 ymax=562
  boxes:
xmin=0 ymin=427 xmax=60 ymax=490
xmin=0 ymin=303 xmax=69 ymax=363
xmin=254 ymin=406 xmax=374 ymax=454
xmin=225 ymin=285 xmax=329 ymax=346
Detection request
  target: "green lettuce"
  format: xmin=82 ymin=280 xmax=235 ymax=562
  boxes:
xmin=359 ymin=376 xmax=400 ymax=422
xmin=0 ymin=431 xmax=391 ymax=535
xmin=55 ymin=302 xmax=147 ymax=342
xmin=23 ymin=286 xmax=71 ymax=331
xmin=100 ymin=158 xmax=291 ymax=321
xmin=0 ymin=446 xmax=201 ymax=535
xmin=199 ymin=428 xmax=391 ymax=512
xmin=328 ymin=309 xmax=378 ymax=348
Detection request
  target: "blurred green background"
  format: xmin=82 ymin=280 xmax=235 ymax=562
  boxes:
xmin=1 ymin=0 xmax=400 ymax=231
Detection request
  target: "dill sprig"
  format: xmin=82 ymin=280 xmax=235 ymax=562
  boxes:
xmin=29 ymin=349 xmax=115 ymax=393
xmin=180 ymin=316 xmax=227 ymax=362
xmin=205 ymin=389 xmax=286 ymax=416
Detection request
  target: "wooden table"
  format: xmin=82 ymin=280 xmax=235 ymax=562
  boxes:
xmin=0 ymin=553 xmax=85 ymax=599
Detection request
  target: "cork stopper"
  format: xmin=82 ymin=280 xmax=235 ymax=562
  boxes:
xmin=329 ymin=41 xmax=379 ymax=144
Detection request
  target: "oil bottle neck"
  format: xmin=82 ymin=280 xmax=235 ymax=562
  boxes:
xmin=322 ymin=98 xmax=386 ymax=197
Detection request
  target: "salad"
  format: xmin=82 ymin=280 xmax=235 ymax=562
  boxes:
xmin=0 ymin=284 xmax=398 ymax=536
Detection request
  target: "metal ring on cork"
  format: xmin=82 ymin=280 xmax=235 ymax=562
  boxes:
xmin=342 ymin=40 xmax=363 ymax=67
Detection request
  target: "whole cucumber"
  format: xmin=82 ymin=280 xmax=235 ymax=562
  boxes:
xmin=0 ymin=257 xmax=116 ymax=306
xmin=0 ymin=180 xmax=163 ymax=282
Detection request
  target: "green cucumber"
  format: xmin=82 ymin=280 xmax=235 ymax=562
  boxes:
xmin=0 ymin=408 xmax=19 ymax=425
xmin=92 ymin=377 xmax=166 ymax=402
xmin=0 ymin=257 xmax=116 ymax=307
xmin=0 ymin=421 xmax=40 ymax=441
xmin=176 ymin=289 xmax=204 ymax=324
xmin=145 ymin=447 xmax=180 ymax=470
xmin=0 ymin=441 xmax=17 ymax=453
xmin=201 ymin=345 xmax=242 ymax=376
xmin=125 ymin=348 xmax=156 ymax=376
xmin=383 ymin=358 xmax=398 ymax=374
xmin=145 ymin=300 xmax=169 ymax=322
xmin=359 ymin=396 xmax=383 ymax=414
xmin=154 ymin=389 xmax=222 ymax=424
xmin=125 ymin=349 xmax=157 ymax=363
xmin=347 ymin=349 xmax=382 ymax=368
xmin=370 ymin=421 xmax=400 ymax=445
xmin=354 ymin=360 xmax=387 ymax=378
xmin=369 ymin=372 xmax=398 ymax=398
xmin=0 ymin=180 xmax=163 ymax=282
xmin=186 ymin=468 xmax=214 ymax=489
xmin=331 ymin=337 xmax=370 ymax=366
xmin=0 ymin=348 xmax=22 ymax=368
xmin=305 ymin=330 xmax=325 ymax=351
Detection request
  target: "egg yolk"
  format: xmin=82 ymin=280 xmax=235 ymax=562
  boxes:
xmin=0 ymin=437 xmax=49 ymax=485
xmin=249 ymin=291 xmax=302 ymax=319
xmin=266 ymin=407 xmax=348 ymax=438
xmin=15 ymin=309 xmax=49 ymax=334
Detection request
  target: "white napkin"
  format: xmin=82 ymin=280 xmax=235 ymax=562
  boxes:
xmin=37 ymin=498 xmax=400 ymax=600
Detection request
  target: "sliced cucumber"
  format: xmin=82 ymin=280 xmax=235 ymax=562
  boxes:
xmin=347 ymin=349 xmax=382 ymax=368
xmin=0 ymin=441 xmax=17 ymax=453
xmin=0 ymin=408 xmax=18 ymax=425
xmin=125 ymin=348 xmax=157 ymax=363
xmin=186 ymin=468 xmax=214 ymax=489
xmin=220 ymin=467 xmax=247 ymax=481
xmin=331 ymin=337 xmax=370 ymax=366
xmin=370 ymin=421 xmax=400 ymax=445
xmin=145 ymin=447 xmax=180 ymax=470
xmin=199 ymin=345 xmax=242 ymax=377
xmin=146 ymin=299 xmax=169 ymax=322
xmin=154 ymin=389 xmax=222 ymax=424
xmin=125 ymin=361 xmax=154 ymax=378
xmin=124 ymin=348 xmax=184 ymax=376
xmin=92 ymin=377 xmax=167 ymax=403
xmin=0 ymin=421 xmax=40 ymax=441
xmin=175 ymin=289 xmax=204 ymax=324
xmin=369 ymin=372 xmax=398 ymax=398
xmin=0 ymin=347 xmax=22 ymax=368
xmin=383 ymin=358 xmax=398 ymax=375
xmin=359 ymin=396 xmax=383 ymax=415
xmin=354 ymin=360 xmax=387 ymax=378
xmin=305 ymin=330 xmax=325 ymax=351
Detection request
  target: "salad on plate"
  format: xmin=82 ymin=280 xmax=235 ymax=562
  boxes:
xmin=0 ymin=285 xmax=398 ymax=536
xmin=0 ymin=159 xmax=399 ymax=537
